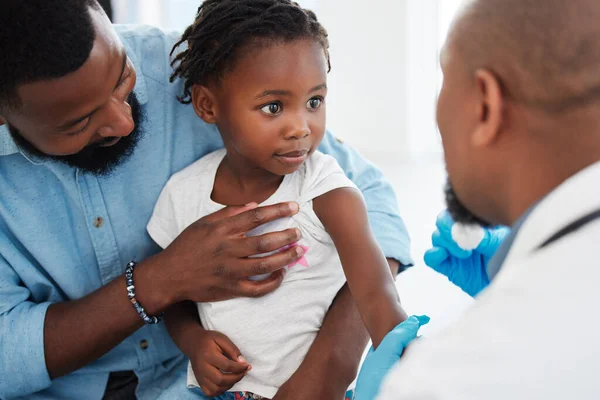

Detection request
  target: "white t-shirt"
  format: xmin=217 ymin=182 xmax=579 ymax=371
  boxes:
xmin=147 ymin=149 xmax=359 ymax=398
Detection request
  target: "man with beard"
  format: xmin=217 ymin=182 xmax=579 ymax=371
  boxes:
xmin=355 ymin=0 xmax=600 ymax=398
xmin=0 ymin=1 xmax=412 ymax=399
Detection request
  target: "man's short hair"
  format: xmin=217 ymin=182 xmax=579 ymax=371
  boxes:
xmin=0 ymin=0 xmax=101 ymax=110
xmin=451 ymin=0 xmax=600 ymax=113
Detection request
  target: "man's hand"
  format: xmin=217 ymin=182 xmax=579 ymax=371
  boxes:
xmin=139 ymin=202 xmax=306 ymax=310
xmin=189 ymin=330 xmax=250 ymax=397
xmin=423 ymin=211 xmax=509 ymax=297
xmin=354 ymin=315 xmax=430 ymax=400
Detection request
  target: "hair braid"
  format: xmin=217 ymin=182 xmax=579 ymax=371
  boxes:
xmin=170 ymin=0 xmax=330 ymax=104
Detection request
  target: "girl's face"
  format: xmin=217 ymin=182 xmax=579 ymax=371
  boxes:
xmin=201 ymin=39 xmax=328 ymax=176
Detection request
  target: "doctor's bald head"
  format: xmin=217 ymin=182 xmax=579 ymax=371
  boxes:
xmin=437 ymin=0 xmax=600 ymax=227
xmin=450 ymin=0 xmax=600 ymax=112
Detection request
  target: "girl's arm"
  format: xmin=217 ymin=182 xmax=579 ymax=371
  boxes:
xmin=318 ymin=132 xmax=413 ymax=269
xmin=313 ymin=187 xmax=408 ymax=348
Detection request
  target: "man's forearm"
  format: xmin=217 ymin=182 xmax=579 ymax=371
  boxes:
xmin=295 ymin=282 xmax=369 ymax=391
xmin=164 ymin=300 xmax=204 ymax=357
xmin=44 ymin=254 xmax=172 ymax=379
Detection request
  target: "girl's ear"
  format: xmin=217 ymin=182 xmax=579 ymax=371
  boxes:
xmin=191 ymin=84 xmax=218 ymax=124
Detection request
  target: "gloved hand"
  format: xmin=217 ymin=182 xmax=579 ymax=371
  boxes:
xmin=424 ymin=211 xmax=510 ymax=297
xmin=354 ymin=315 xmax=430 ymax=400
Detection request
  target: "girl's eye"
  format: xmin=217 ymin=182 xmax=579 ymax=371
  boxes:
xmin=307 ymin=97 xmax=322 ymax=110
xmin=261 ymin=102 xmax=282 ymax=115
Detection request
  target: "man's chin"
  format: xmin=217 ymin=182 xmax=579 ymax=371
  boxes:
xmin=8 ymin=92 xmax=144 ymax=176
xmin=9 ymin=126 xmax=140 ymax=175
xmin=54 ymin=131 xmax=140 ymax=175
xmin=444 ymin=179 xmax=493 ymax=227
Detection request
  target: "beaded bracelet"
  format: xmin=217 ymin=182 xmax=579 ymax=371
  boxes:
xmin=125 ymin=261 xmax=162 ymax=324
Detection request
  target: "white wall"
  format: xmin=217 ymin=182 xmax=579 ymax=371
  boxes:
xmin=314 ymin=0 xmax=462 ymax=161
xmin=309 ymin=1 xmax=411 ymax=159
xmin=406 ymin=0 xmax=442 ymax=161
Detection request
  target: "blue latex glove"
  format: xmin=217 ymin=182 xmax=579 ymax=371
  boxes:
xmin=424 ymin=211 xmax=510 ymax=297
xmin=355 ymin=315 xmax=430 ymax=400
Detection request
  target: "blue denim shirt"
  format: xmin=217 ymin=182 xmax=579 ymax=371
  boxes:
xmin=0 ymin=25 xmax=411 ymax=399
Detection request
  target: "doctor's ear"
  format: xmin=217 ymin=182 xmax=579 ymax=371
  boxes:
xmin=191 ymin=85 xmax=218 ymax=124
xmin=472 ymin=69 xmax=504 ymax=148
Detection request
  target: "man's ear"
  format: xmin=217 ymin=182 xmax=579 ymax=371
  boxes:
xmin=191 ymin=84 xmax=218 ymax=124
xmin=472 ymin=69 xmax=504 ymax=148
xmin=0 ymin=116 xmax=6 ymax=127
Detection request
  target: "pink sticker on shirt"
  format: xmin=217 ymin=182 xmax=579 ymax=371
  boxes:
xmin=279 ymin=242 xmax=309 ymax=268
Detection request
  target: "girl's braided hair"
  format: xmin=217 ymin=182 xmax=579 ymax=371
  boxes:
xmin=170 ymin=0 xmax=330 ymax=104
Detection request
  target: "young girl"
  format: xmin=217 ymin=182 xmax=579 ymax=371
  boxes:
xmin=147 ymin=1 xmax=407 ymax=399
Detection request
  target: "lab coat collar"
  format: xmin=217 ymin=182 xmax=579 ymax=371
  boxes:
xmin=504 ymin=160 xmax=600 ymax=265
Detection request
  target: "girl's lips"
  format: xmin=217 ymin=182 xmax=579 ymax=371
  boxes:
xmin=277 ymin=149 xmax=308 ymax=158
xmin=275 ymin=149 xmax=309 ymax=166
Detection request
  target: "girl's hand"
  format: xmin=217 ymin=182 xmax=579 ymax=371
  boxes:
xmin=190 ymin=330 xmax=251 ymax=397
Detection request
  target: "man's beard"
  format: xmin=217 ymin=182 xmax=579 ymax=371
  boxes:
xmin=9 ymin=92 xmax=144 ymax=176
xmin=444 ymin=178 xmax=492 ymax=227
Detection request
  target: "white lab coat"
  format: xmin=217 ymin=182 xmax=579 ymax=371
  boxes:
xmin=378 ymin=161 xmax=600 ymax=400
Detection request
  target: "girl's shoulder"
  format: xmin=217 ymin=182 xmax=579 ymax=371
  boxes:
xmin=165 ymin=148 xmax=226 ymax=192
xmin=292 ymin=150 xmax=357 ymax=204
xmin=158 ymin=149 xmax=226 ymax=218
xmin=302 ymin=150 xmax=342 ymax=176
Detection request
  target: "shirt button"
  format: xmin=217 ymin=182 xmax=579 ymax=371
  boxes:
xmin=93 ymin=217 xmax=104 ymax=228
xmin=140 ymin=339 xmax=149 ymax=350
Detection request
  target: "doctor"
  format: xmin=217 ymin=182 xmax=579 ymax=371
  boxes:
xmin=356 ymin=0 xmax=600 ymax=398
